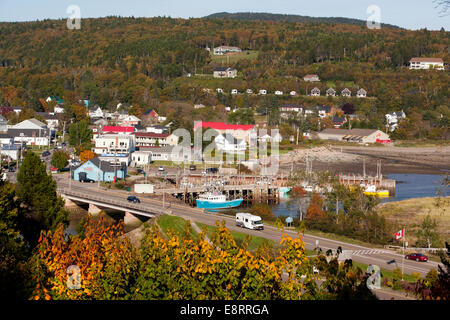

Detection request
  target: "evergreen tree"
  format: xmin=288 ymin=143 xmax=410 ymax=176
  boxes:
xmin=16 ymin=151 xmax=69 ymax=247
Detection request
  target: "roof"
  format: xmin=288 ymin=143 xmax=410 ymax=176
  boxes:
xmin=36 ymin=112 xmax=60 ymax=120
xmin=7 ymin=128 xmax=50 ymax=137
xmin=332 ymin=116 xmax=346 ymax=123
xmin=74 ymin=157 xmax=126 ymax=173
xmin=102 ymin=126 xmax=134 ymax=133
xmin=410 ymin=57 xmax=443 ymax=63
xmin=320 ymin=128 xmax=379 ymax=136
xmin=304 ymin=74 xmax=319 ymax=78
xmin=132 ymin=132 xmax=170 ymax=138
xmin=194 ymin=121 xmax=254 ymax=131
xmin=143 ymin=109 xmax=158 ymax=116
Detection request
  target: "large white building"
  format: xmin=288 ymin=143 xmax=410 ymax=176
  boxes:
xmin=214 ymin=133 xmax=247 ymax=153
xmin=409 ymin=57 xmax=444 ymax=70
xmin=317 ymin=128 xmax=390 ymax=144
xmin=213 ymin=46 xmax=242 ymax=55
xmin=93 ymin=134 xmax=136 ymax=155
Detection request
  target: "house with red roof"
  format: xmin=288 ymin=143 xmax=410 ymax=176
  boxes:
xmin=193 ymin=121 xmax=255 ymax=142
xmin=101 ymin=126 xmax=135 ymax=135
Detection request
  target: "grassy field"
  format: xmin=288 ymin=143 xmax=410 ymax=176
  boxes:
xmin=157 ymin=215 xmax=197 ymax=239
xmin=210 ymin=50 xmax=259 ymax=64
xmin=377 ymin=197 xmax=450 ymax=245
xmin=393 ymin=140 xmax=450 ymax=148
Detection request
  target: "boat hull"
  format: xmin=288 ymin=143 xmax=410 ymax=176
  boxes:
xmin=196 ymin=198 xmax=243 ymax=209
xmin=363 ymin=190 xmax=389 ymax=197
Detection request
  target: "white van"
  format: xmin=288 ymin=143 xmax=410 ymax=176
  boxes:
xmin=236 ymin=213 xmax=264 ymax=230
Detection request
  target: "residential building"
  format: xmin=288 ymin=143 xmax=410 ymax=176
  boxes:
xmin=53 ymin=104 xmax=65 ymax=113
xmin=280 ymin=104 xmax=303 ymax=120
xmin=93 ymin=134 xmax=136 ymax=156
xmin=216 ymin=88 xmax=224 ymax=93
xmin=326 ymin=88 xmax=336 ymax=97
xmin=385 ymin=110 xmax=406 ymax=132
xmin=12 ymin=106 xmax=22 ymax=115
xmin=146 ymin=125 xmax=169 ymax=134
xmin=36 ymin=112 xmax=60 ymax=130
xmin=0 ymin=141 xmax=20 ymax=161
xmin=88 ymin=106 xmax=104 ymax=118
xmin=46 ymin=96 xmax=65 ymax=104
xmin=213 ymin=67 xmax=237 ymax=78
xmin=13 ymin=118 xmax=47 ymax=130
xmin=141 ymin=109 xmax=159 ymax=125
xmin=132 ymin=132 xmax=170 ymax=148
xmin=72 ymin=157 xmax=126 ymax=182
xmin=259 ymin=89 xmax=267 ymax=95
xmin=341 ymin=88 xmax=352 ymax=97
xmin=119 ymin=115 xmax=141 ymax=127
xmin=317 ymin=128 xmax=390 ymax=144
xmin=356 ymin=88 xmax=367 ymax=98
xmin=213 ymin=46 xmax=242 ymax=55
xmin=409 ymin=57 xmax=444 ymax=70
xmin=303 ymin=74 xmax=320 ymax=82
xmin=214 ymin=133 xmax=247 ymax=153
xmin=289 ymin=91 xmax=297 ymax=96
xmin=317 ymin=105 xmax=334 ymax=118
xmin=274 ymin=91 xmax=283 ymax=95
xmin=101 ymin=126 xmax=135 ymax=135
xmin=137 ymin=145 xmax=189 ymax=162
xmin=194 ymin=104 xmax=206 ymax=109
xmin=8 ymin=128 xmax=51 ymax=146
xmin=231 ymin=89 xmax=238 ymax=95
xmin=332 ymin=116 xmax=347 ymax=128
xmin=310 ymin=87 xmax=321 ymax=96
xmin=246 ymin=89 xmax=253 ymax=94
xmin=193 ymin=121 xmax=255 ymax=143
xmin=259 ymin=130 xmax=283 ymax=143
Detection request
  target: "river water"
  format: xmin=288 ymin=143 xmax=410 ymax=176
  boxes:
xmin=271 ymin=173 xmax=449 ymax=217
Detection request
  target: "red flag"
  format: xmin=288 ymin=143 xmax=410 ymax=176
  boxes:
xmin=394 ymin=229 xmax=404 ymax=240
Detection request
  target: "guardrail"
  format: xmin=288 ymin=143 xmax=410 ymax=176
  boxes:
xmin=384 ymin=245 xmax=446 ymax=253
xmin=58 ymin=187 xmax=162 ymax=215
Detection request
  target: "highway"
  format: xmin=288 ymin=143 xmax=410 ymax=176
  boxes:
xmin=55 ymin=176 xmax=442 ymax=278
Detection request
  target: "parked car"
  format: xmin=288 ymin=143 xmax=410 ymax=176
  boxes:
xmin=127 ymin=195 xmax=141 ymax=203
xmin=405 ymin=253 xmax=428 ymax=262
xmin=42 ymin=151 xmax=50 ymax=157
xmin=137 ymin=168 xmax=144 ymax=174
xmin=205 ymin=167 xmax=218 ymax=174
xmin=158 ymin=166 xmax=165 ymax=171
xmin=61 ymin=142 xmax=67 ymax=146
xmin=80 ymin=177 xmax=95 ymax=183
xmin=189 ymin=165 xmax=196 ymax=171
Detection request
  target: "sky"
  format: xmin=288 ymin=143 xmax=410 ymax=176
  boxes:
xmin=0 ymin=0 xmax=448 ymax=30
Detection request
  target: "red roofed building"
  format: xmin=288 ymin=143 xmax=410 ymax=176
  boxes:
xmin=193 ymin=121 xmax=255 ymax=142
xmin=102 ymin=126 xmax=135 ymax=135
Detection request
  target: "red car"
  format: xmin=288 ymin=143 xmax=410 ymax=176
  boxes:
xmin=405 ymin=253 xmax=428 ymax=262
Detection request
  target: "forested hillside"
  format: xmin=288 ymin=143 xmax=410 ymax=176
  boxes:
xmin=0 ymin=16 xmax=448 ymax=138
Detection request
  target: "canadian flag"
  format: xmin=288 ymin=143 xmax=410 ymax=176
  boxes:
xmin=394 ymin=229 xmax=404 ymax=240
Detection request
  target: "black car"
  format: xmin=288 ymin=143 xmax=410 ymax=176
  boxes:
xmin=127 ymin=196 xmax=141 ymax=203
xmin=206 ymin=167 xmax=218 ymax=174
xmin=189 ymin=165 xmax=196 ymax=171
xmin=80 ymin=177 xmax=95 ymax=183
xmin=42 ymin=151 xmax=50 ymax=157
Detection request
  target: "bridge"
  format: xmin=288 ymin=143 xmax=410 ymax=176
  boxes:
xmin=58 ymin=187 xmax=163 ymax=219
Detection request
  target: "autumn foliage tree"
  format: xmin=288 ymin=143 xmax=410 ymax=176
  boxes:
xmin=306 ymin=193 xmax=326 ymax=221
xmin=80 ymin=150 xmax=95 ymax=163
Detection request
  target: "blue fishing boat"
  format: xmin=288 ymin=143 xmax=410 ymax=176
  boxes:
xmin=196 ymin=192 xmax=243 ymax=209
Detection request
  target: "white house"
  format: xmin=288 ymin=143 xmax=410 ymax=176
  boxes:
xmin=356 ymin=88 xmax=367 ymax=98
xmin=213 ymin=46 xmax=242 ymax=55
xmin=304 ymin=74 xmax=320 ymax=82
xmin=310 ymin=88 xmax=321 ymax=96
xmin=290 ymin=91 xmax=297 ymax=96
xmin=259 ymin=89 xmax=267 ymax=95
xmin=88 ymin=106 xmax=104 ymax=118
xmin=36 ymin=112 xmax=59 ymax=130
xmin=216 ymin=88 xmax=224 ymax=93
xmin=120 ymin=115 xmax=141 ymax=127
xmin=385 ymin=110 xmax=406 ymax=132
xmin=409 ymin=57 xmax=444 ymax=70
xmin=214 ymin=133 xmax=247 ymax=153
xmin=326 ymin=88 xmax=336 ymax=97
xmin=341 ymin=88 xmax=352 ymax=97
xmin=53 ymin=104 xmax=64 ymax=113
xmin=274 ymin=90 xmax=283 ymax=95
xmin=259 ymin=130 xmax=283 ymax=143
xmin=231 ymin=89 xmax=238 ymax=95
xmin=246 ymin=89 xmax=253 ymax=94
xmin=213 ymin=67 xmax=237 ymax=78
xmin=194 ymin=104 xmax=206 ymax=109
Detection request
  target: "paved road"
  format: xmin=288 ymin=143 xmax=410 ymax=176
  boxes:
xmin=56 ymin=176 xmax=441 ymax=278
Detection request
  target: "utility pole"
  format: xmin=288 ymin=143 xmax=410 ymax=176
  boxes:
xmin=402 ymin=227 xmax=406 ymax=281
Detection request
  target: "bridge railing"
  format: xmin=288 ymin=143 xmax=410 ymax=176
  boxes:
xmin=58 ymin=187 xmax=161 ymax=214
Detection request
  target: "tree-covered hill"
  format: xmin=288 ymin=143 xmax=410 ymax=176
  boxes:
xmin=204 ymin=12 xmax=401 ymax=29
